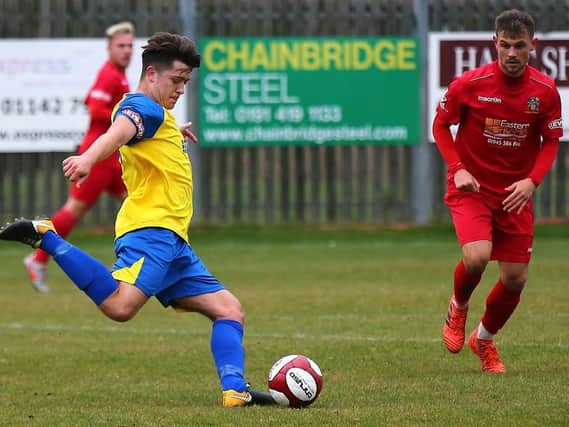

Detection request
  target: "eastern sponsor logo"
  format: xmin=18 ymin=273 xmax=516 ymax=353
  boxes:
xmin=483 ymin=118 xmax=530 ymax=146
xmin=478 ymin=95 xmax=502 ymax=103
xmin=548 ymin=118 xmax=563 ymax=130
xmin=527 ymin=96 xmax=540 ymax=113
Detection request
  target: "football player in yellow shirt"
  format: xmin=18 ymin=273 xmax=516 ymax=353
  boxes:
xmin=0 ymin=32 xmax=274 ymax=408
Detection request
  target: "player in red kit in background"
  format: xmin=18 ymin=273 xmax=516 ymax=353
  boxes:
xmin=433 ymin=10 xmax=562 ymax=373
xmin=24 ymin=22 xmax=135 ymax=292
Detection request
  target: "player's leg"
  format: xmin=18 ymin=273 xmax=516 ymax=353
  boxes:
xmin=158 ymin=243 xmax=275 ymax=407
xmin=469 ymin=250 xmax=530 ymax=373
xmin=467 ymin=263 xmax=526 ymax=374
xmin=90 ymin=167 xmax=137 ymax=321
xmin=176 ymin=290 xmax=246 ymax=387
xmin=24 ymin=198 xmax=87 ymax=292
xmin=459 ymin=240 xmax=491 ymax=300
xmin=1 ymin=219 xmax=120 ymax=307
xmin=25 ymin=164 xmax=111 ymax=292
xmin=442 ymin=240 xmax=491 ymax=353
xmin=175 ymin=290 xmax=274 ymax=407
xmin=98 ymin=282 xmax=149 ymax=322
xmin=50 ymin=197 xmax=91 ymax=239
xmin=468 ymin=204 xmax=533 ymax=373
xmin=480 ymin=261 xmax=526 ymax=337
xmin=443 ymin=192 xmax=492 ymax=353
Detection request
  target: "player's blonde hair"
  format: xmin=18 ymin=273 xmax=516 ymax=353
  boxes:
xmin=105 ymin=21 xmax=135 ymax=39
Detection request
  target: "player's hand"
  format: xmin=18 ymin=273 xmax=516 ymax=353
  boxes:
xmin=453 ymin=169 xmax=480 ymax=192
xmin=503 ymin=178 xmax=535 ymax=214
xmin=179 ymin=121 xmax=198 ymax=144
xmin=62 ymin=155 xmax=92 ymax=187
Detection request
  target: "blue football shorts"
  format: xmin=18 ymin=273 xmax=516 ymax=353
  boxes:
xmin=111 ymin=227 xmax=225 ymax=308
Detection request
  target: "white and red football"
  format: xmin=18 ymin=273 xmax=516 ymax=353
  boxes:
xmin=267 ymin=354 xmax=323 ymax=407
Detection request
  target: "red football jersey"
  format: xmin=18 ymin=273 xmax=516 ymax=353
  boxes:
xmin=80 ymin=60 xmax=130 ymax=164
xmin=436 ymin=61 xmax=562 ymax=196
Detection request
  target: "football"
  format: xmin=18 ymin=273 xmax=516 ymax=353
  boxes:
xmin=267 ymin=354 xmax=323 ymax=407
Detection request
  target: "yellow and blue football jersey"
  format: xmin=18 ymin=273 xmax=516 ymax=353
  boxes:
xmin=112 ymin=93 xmax=192 ymax=242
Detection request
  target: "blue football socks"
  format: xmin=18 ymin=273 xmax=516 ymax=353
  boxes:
xmin=40 ymin=231 xmax=118 ymax=305
xmin=211 ymin=319 xmax=247 ymax=392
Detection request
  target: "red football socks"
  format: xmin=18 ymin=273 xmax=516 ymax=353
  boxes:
xmin=453 ymin=260 xmax=482 ymax=307
xmin=481 ymin=279 xmax=521 ymax=335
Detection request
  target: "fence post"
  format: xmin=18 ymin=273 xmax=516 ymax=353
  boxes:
xmin=39 ymin=0 xmax=52 ymax=37
xmin=178 ymin=0 xmax=203 ymax=224
xmin=411 ymin=0 xmax=433 ymax=224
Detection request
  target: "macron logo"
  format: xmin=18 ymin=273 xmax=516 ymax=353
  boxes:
xmin=478 ymin=95 xmax=502 ymax=104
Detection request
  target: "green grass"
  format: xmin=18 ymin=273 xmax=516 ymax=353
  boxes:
xmin=0 ymin=224 xmax=568 ymax=426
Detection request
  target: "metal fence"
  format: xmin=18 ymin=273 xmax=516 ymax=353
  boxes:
xmin=0 ymin=0 xmax=567 ymax=225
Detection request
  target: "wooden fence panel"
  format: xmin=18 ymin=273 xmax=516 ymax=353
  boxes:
xmin=0 ymin=0 xmax=567 ymax=225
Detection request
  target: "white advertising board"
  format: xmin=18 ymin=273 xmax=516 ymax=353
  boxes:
xmin=429 ymin=32 xmax=569 ymax=141
xmin=0 ymin=38 xmax=187 ymax=152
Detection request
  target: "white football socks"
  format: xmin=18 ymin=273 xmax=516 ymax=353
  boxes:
xmin=455 ymin=299 xmax=469 ymax=309
xmin=477 ymin=322 xmax=495 ymax=340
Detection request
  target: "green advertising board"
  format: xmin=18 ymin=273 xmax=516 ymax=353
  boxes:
xmin=198 ymin=37 xmax=420 ymax=147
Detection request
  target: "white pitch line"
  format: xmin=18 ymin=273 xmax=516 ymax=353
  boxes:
xmin=1 ymin=322 xmax=567 ymax=349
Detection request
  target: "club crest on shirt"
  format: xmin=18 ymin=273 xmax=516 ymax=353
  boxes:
xmin=527 ymin=96 xmax=540 ymax=113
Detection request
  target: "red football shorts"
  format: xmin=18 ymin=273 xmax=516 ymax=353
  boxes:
xmin=444 ymin=190 xmax=534 ymax=263
xmin=69 ymin=159 xmax=126 ymax=206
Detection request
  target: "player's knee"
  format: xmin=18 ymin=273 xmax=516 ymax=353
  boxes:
xmin=220 ymin=299 xmax=244 ymax=323
xmin=64 ymin=198 xmax=90 ymax=218
xmin=101 ymin=305 xmax=138 ymax=323
xmin=231 ymin=303 xmax=245 ymax=324
xmin=463 ymin=253 xmax=490 ymax=275
xmin=501 ymin=272 xmax=527 ymax=291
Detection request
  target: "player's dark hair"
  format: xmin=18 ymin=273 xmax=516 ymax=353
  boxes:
xmin=495 ymin=9 xmax=535 ymax=38
xmin=141 ymin=32 xmax=200 ymax=76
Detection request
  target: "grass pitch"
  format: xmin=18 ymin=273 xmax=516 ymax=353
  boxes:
xmin=0 ymin=225 xmax=567 ymax=426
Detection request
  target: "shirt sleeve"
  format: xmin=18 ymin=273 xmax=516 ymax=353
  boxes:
xmin=528 ymin=139 xmax=559 ymax=186
xmin=113 ymin=97 xmax=164 ymax=145
xmin=435 ymin=76 xmax=464 ymax=126
xmin=432 ymin=114 xmax=461 ymax=167
xmin=86 ymin=68 xmax=117 ymax=121
xmin=540 ymin=86 xmax=564 ymax=141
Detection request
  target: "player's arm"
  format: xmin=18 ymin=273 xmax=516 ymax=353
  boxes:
xmin=87 ymin=98 xmax=114 ymax=122
xmin=502 ymin=138 xmax=559 ymax=213
xmin=528 ymin=138 xmax=560 ymax=186
xmin=86 ymin=70 xmax=121 ymax=121
xmin=432 ymin=113 xmax=460 ymax=165
xmin=503 ymin=87 xmax=563 ymax=213
xmin=63 ymin=116 xmax=136 ymax=183
xmin=432 ymin=113 xmax=480 ymax=192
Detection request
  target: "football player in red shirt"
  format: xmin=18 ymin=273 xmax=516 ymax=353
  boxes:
xmin=433 ymin=9 xmax=563 ymax=373
xmin=24 ymin=22 xmax=135 ymax=292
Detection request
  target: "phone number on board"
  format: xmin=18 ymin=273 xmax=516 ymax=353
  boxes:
xmin=0 ymin=97 xmax=86 ymax=115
